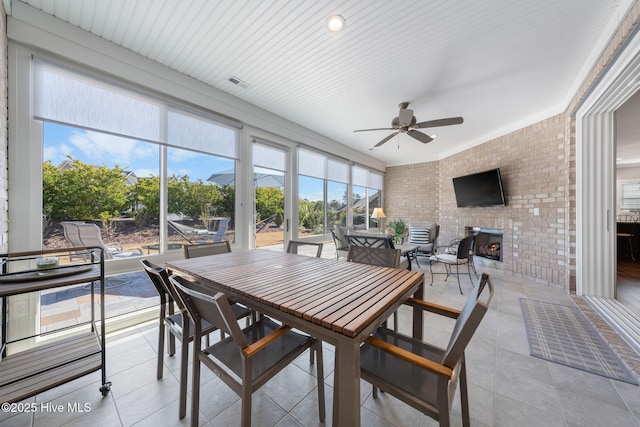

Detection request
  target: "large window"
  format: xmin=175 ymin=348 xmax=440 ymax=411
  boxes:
xmin=33 ymin=60 xmax=240 ymax=328
xmin=167 ymin=148 xmax=235 ymax=246
xmin=35 ymin=60 xmax=239 ymax=256
xmin=352 ymin=166 xmax=384 ymax=229
xmin=621 ymin=183 xmax=640 ymax=210
xmin=298 ymin=148 xmax=350 ymax=235
xmin=43 ymin=122 xmax=161 ymax=253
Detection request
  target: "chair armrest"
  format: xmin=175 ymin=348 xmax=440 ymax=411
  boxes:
xmin=243 ymin=325 xmax=292 ymax=357
xmin=365 ymin=336 xmax=452 ymax=378
xmin=404 ymin=298 xmax=461 ymax=319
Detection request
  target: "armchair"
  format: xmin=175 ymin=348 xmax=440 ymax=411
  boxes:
xmin=360 ymin=273 xmax=494 ymax=427
xmin=408 ymin=223 xmax=440 ymax=258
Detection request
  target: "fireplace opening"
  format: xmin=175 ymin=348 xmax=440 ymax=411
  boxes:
xmin=466 ymin=227 xmax=503 ymax=262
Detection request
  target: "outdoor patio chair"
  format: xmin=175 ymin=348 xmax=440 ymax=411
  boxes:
xmin=346 ymin=233 xmax=412 ymax=270
xmin=60 ymin=221 xmax=90 ymax=260
xmin=330 ymin=228 xmax=349 ymax=260
xmin=169 ymin=274 xmax=325 ymax=427
xmin=408 ymin=224 xmax=440 ymax=258
xmin=140 ymin=259 xmax=251 ymax=419
xmin=286 ymin=240 xmax=323 ymax=257
xmin=347 ymin=245 xmax=402 ymax=330
xmin=168 ymin=219 xmax=228 ymax=244
xmin=60 ymin=221 xmax=85 ymax=247
xmin=73 ymin=222 xmax=143 ymax=259
xmin=429 ymin=234 xmax=476 ymax=294
xmin=212 ymin=218 xmax=229 ymax=242
xmin=183 ymin=240 xmax=231 ymax=258
xmin=360 ymin=273 xmax=494 ymax=427
xmin=347 ymin=244 xmax=400 ymax=268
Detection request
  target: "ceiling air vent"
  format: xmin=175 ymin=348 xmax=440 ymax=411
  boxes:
xmin=227 ymin=75 xmax=250 ymax=89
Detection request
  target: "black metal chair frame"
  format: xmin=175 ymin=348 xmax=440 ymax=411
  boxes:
xmin=429 ymin=235 xmax=476 ymax=294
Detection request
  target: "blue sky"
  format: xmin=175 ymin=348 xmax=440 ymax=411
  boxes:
xmin=43 ymin=122 xmax=350 ymax=202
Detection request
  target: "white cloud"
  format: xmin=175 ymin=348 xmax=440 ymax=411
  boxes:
xmin=43 ymin=143 xmax=74 ymax=165
xmin=133 ymin=168 xmax=158 ymax=178
xmin=69 ymin=130 xmax=156 ymax=168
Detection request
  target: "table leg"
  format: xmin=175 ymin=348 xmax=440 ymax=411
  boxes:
xmin=413 ymin=281 xmax=424 ymax=340
xmin=333 ymin=336 xmax=361 ymax=426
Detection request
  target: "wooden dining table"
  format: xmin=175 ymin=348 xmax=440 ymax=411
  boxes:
xmin=166 ymin=249 xmax=424 ymax=426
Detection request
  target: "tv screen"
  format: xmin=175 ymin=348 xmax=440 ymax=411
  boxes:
xmin=452 ymin=168 xmax=506 ymax=207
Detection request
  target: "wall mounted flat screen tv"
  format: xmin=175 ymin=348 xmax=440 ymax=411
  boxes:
xmin=452 ymin=168 xmax=506 ymax=207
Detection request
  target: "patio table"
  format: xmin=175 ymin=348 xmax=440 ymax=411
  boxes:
xmin=166 ymin=249 xmax=424 ymax=426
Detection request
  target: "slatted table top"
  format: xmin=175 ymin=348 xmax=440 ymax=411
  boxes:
xmin=167 ymin=249 xmax=424 ymax=338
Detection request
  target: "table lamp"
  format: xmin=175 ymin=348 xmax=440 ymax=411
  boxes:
xmin=370 ymin=207 xmax=386 ymax=231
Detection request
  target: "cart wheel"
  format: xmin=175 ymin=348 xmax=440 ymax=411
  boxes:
xmin=100 ymin=382 xmax=112 ymax=396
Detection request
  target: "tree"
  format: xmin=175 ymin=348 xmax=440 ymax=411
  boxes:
xmin=177 ymin=177 xmax=222 ymax=228
xmin=298 ymin=199 xmax=323 ymax=233
xmin=255 ymin=187 xmax=284 ymax=221
xmin=129 ymin=175 xmax=160 ymax=225
xmin=43 ymin=158 xmax=129 ymax=220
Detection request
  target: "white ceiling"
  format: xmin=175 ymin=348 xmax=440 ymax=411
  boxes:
xmin=12 ymin=0 xmax=631 ymax=166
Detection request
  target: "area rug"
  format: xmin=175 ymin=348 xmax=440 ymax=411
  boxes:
xmin=520 ymin=298 xmax=637 ymax=384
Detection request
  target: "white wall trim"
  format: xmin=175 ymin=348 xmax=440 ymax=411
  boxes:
xmin=576 ymin=25 xmax=640 ymax=297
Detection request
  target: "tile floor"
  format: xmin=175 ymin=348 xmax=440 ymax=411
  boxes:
xmin=3 ymin=257 xmax=640 ymax=426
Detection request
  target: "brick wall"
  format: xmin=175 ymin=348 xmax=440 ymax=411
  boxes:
xmin=385 ymin=114 xmax=568 ymax=286
xmin=384 ymin=160 xmax=439 ymax=226
xmin=0 ymin=2 xmax=7 ymax=254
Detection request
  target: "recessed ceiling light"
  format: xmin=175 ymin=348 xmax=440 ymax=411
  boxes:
xmin=327 ymin=15 xmax=346 ymax=32
xmin=429 ymin=134 xmax=438 ymax=139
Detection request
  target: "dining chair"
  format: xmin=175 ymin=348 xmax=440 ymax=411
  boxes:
xmin=360 ymin=273 xmax=494 ymax=427
xmin=169 ymin=274 xmax=326 ymax=427
xmin=140 ymin=259 xmax=251 ymax=419
xmin=286 ymin=240 xmax=323 ymax=257
xmin=347 ymin=245 xmax=402 ymax=331
xmin=330 ymin=228 xmax=349 ymax=259
xmin=183 ymin=240 xmax=231 ymax=258
xmin=429 ymin=234 xmax=476 ymax=294
xmin=347 ymin=245 xmax=401 ymax=268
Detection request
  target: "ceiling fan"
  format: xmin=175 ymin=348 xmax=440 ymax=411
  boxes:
xmin=353 ymin=102 xmax=463 ymax=147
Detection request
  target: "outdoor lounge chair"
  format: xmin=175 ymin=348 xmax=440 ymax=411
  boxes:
xmin=168 ymin=219 xmax=229 ymax=244
xmin=72 ymin=222 xmax=143 ymax=259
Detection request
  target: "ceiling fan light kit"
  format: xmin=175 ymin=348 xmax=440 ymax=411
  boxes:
xmin=353 ymin=102 xmax=463 ymax=148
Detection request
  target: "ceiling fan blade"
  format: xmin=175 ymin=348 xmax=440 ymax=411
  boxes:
xmin=407 ymin=130 xmax=433 ymax=144
xmin=353 ymin=127 xmax=396 ymax=132
xmin=374 ymin=132 xmax=399 ymax=147
xmin=415 ymin=116 xmax=464 ymax=128
xmin=398 ymin=108 xmax=414 ymax=126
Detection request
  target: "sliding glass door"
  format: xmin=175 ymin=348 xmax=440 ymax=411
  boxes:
xmin=253 ymin=141 xmax=287 ymax=250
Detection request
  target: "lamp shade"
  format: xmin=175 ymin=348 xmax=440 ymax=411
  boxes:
xmin=370 ymin=207 xmax=386 ymax=219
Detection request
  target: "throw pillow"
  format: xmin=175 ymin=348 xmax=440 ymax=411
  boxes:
xmin=409 ymin=226 xmax=430 ymax=245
